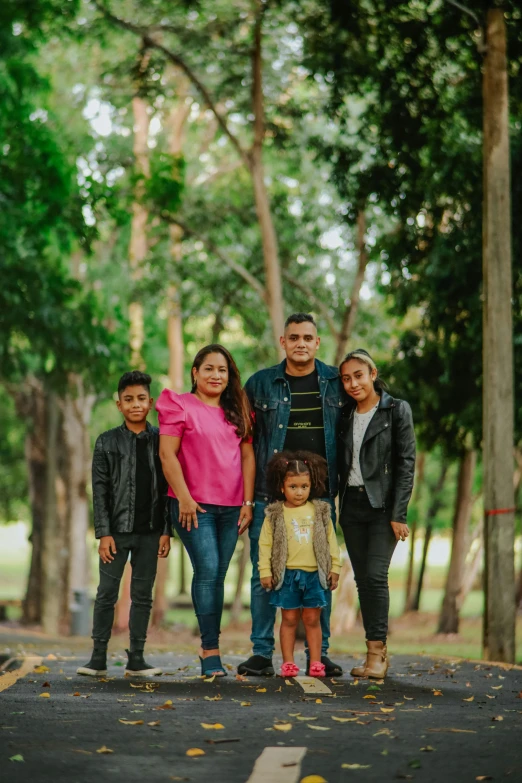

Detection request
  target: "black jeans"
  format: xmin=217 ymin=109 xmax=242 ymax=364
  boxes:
xmin=92 ymin=532 xmax=161 ymax=652
xmin=340 ymin=487 xmax=397 ymax=643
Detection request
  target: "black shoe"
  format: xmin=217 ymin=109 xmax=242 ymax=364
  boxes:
xmin=306 ymin=655 xmax=343 ymax=677
xmin=124 ymin=649 xmax=162 ymax=677
xmin=77 ymin=649 xmax=107 ymax=677
xmin=237 ymin=654 xmax=274 ymax=676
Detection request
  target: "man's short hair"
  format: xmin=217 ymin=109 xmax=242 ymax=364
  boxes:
xmin=118 ymin=371 xmax=152 ymax=396
xmin=284 ymin=312 xmax=317 ymax=329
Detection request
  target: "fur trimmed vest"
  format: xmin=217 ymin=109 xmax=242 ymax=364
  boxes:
xmin=265 ymin=499 xmax=332 ymax=591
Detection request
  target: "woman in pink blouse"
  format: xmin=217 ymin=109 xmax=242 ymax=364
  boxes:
xmin=157 ymin=344 xmax=255 ymax=677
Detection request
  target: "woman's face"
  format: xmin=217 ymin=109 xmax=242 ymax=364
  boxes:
xmin=340 ymin=359 xmax=377 ymax=403
xmin=193 ymin=352 xmax=229 ymax=397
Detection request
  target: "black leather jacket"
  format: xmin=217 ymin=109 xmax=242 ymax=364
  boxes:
xmin=338 ymin=391 xmax=416 ymax=523
xmin=92 ymin=422 xmax=169 ymax=539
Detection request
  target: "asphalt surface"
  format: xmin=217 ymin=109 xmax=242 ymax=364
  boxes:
xmin=1 ymin=648 xmax=521 ymax=783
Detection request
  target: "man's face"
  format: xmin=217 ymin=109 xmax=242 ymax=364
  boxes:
xmin=117 ymin=385 xmax=152 ymax=423
xmin=280 ymin=321 xmax=320 ymax=365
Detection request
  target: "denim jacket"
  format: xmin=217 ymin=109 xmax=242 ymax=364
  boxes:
xmin=244 ymin=359 xmax=345 ymax=500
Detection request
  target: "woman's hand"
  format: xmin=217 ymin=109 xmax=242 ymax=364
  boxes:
xmin=260 ymin=575 xmax=273 ymax=590
xmin=328 ymin=571 xmax=339 ymax=591
xmin=238 ymin=504 xmax=253 ymax=535
xmin=391 ymin=521 xmax=409 ymax=542
xmin=178 ymin=496 xmax=206 ymax=530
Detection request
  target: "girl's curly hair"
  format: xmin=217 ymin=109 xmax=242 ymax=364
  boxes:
xmin=266 ymin=450 xmax=327 ymax=500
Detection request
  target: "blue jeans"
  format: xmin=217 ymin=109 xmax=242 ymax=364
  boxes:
xmin=248 ymin=497 xmax=336 ymax=658
xmin=170 ymin=499 xmax=239 ymax=650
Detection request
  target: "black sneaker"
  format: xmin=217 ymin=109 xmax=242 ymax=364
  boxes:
xmin=124 ymin=649 xmax=162 ymax=677
xmin=306 ymin=655 xmax=343 ymax=677
xmin=77 ymin=649 xmax=107 ymax=677
xmin=237 ymin=654 xmax=274 ymax=676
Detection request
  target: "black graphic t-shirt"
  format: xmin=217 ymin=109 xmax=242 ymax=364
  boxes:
xmin=283 ymin=370 xmax=327 ymax=463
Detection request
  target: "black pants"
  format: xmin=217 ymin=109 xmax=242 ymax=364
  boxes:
xmin=340 ymin=487 xmax=397 ymax=643
xmin=92 ymin=532 xmax=161 ymax=652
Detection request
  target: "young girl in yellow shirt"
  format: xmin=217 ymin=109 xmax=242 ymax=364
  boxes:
xmin=258 ymin=451 xmax=341 ymax=678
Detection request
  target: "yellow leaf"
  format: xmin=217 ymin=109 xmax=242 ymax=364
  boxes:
xmin=297 ymin=716 xmax=317 ymax=721
xmin=148 ymin=721 xmax=161 ymax=727
xmin=363 ymin=694 xmax=376 ymax=700
xmin=186 ymin=748 xmax=205 ymax=757
xmin=332 ymin=716 xmax=358 ymax=723
xmin=156 ymin=700 xmax=175 ymax=710
xmin=276 ymin=686 xmax=282 ymax=692
xmin=204 ymin=695 xmax=222 ymax=701
xmin=235 ymin=674 xmax=248 ymax=681
xmin=204 ymin=675 xmax=216 ymax=683
xmin=256 ymin=688 xmax=267 ymax=693
xmin=39 ymin=693 xmax=50 ymax=699
xmin=380 ymin=708 xmax=394 ymax=713
xmin=300 ymin=776 xmax=327 ymax=783
xmin=119 ymin=720 xmax=144 ymax=725
xmin=201 ymin=723 xmax=224 ymax=730
xmin=420 ymin=746 xmax=435 ymax=752
xmin=486 ymin=694 xmax=496 ymax=699
xmin=463 ymin=696 xmax=475 ymax=702
xmin=307 ymin=725 xmax=330 ymax=731
xmin=492 ymin=715 xmax=503 ymax=722
xmin=342 ymin=764 xmax=371 ymax=770
xmin=394 ymin=702 xmax=404 ymax=706
xmin=432 ymin=690 xmax=443 ymax=696
xmin=96 ymin=746 xmax=114 ymax=754
xmin=34 ymin=665 xmax=50 ymax=674
xmin=240 ymin=702 xmax=251 ymax=707
xmin=315 ymin=699 xmax=322 ymax=704
xmin=285 ymin=679 xmax=294 ymax=686
xmin=403 ymin=696 xmax=414 ymax=701
xmin=273 ymin=723 xmax=292 ymax=732
xmin=491 ymin=685 xmax=503 ymax=690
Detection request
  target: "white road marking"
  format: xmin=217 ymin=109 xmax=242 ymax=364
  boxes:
xmin=0 ymin=656 xmax=42 ymax=694
xmin=244 ymin=746 xmax=307 ymax=783
xmin=294 ymin=675 xmax=332 ymax=695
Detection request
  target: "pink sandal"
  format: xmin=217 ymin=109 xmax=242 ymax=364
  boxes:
xmin=309 ymin=661 xmax=326 ymax=678
xmin=280 ymin=662 xmax=300 ymax=677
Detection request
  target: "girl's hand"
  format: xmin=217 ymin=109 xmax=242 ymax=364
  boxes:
xmin=328 ymin=572 xmax=339 ymax=591
xmin=178 ymin=497 xmax=206 ymax=531
xmin=391 ymin=521 xmax=409 ymax=542
xmin=260 ymin=575 xmax=273 ymax=590
xmin=238 ymin=504 xmax=253 ymax=535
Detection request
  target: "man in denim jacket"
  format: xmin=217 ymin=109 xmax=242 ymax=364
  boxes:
xmin=238 ymin=313 xmax=345 ymax=677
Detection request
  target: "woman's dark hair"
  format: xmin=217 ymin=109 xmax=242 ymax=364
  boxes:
xmin=267 ymin=450 xmax=327 ymax=500
xmin=339 ymin=348 xmax=388 ymax=395
xmin=118 ymin=370 xmax=152 ymax=396
xmin=191 ymin=344 xmax=252 ymax=439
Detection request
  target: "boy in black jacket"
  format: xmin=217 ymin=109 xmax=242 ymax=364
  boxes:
xmin=77 ymin=371 xmax=171 ymax=677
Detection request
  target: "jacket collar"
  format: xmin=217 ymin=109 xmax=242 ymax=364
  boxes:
xmin=119 ymin=420 xmax=153 ymax=438
xmin=274 ymin=358 xmax=339 ymax=382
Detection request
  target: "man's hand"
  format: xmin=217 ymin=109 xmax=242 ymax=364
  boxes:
xmin=238 ymin=505 xmax=253 ymax=535
xmin=99 ymin=535 xmax=117 ymax=564
xmin=260 ymin=575 xmax=273 ymax=590
xmin=391 ymin=521 xmax=410 ymax=542
xmin=158 ymin=535 xmax=171 ymax=558
xmin=328 ymin=571 xmax=339 ymax=591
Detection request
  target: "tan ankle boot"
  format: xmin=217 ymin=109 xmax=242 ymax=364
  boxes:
xmin=350 ymin=642 xmax=370 ymax=677
xmin=363 ymin=640 xmax=388 ymax=679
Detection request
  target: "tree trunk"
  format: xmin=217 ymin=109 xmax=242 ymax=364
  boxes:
xmin=334 ymin=210 xmax=369 ymax=366
xmin=411 ymin=463 xmax=448 ymax=612
xmin=438 ymin=449 xmax=477 ymax=634
xmin=404 ymin=452 xmax=426 ymax=612
xmin=229 ymin=537 xmax=250 ymax=625
xmin=482 ymin=9 xmax=516 ymax=663
xmin=250 ymin=6 xmax=285 ymax=354
xmin=41 ymin=391 xmax=61 ymax=635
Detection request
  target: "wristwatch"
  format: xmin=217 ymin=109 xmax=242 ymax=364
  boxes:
xmin=242 ymin=501 xmax=254 ymax=507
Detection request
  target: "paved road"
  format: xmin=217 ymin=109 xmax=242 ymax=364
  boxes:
xmin=1 ymin=648 xmax=521 ymax=783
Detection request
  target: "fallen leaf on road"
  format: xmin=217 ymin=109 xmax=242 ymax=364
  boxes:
xmin=72 ymin=750 xmax=92 ymax=755
xmin=492 ymin=716 xmax=503 ymax=722
xmin=235 ymin=674 xmax=248 ymax=681
xmin=315 ymin=699 xmax=322 ymax=704
xmin=332 ymin=716 xmax=358 ymax=723
xmin=516 ymin=692 xmax=522 ymax=699
xmin=46 ymin=654 xmax=57 ymax=660
xmin=420 ymin=746 xmax=435 ymax=752
xmin=285 ymin=679 xmax=294 ymax=686
xmin=256 ymin=688 xmax=267 ymax=693
xmin=342 ymin=764 xmax=371 ymax=770
xmin=466 ymin=682 xmax=472 ymax=687
xmin=475 ymin=777 xmax=493 ymax=781
xmin=403 ymin=696 xmax=415 ymax=701
xmin=34 ymin=665 xmax=50 ymax=674
xmin=374 ymin=729 xmax=393 ymax=736
xmin=297 ymin=716 xmax=317 ymax=721
xmin=463 ymin=696 xmax=474 ymax=702
xmin=9 ymin=755 xmax=24 ymax=763
xmin=148 ymin=721 xmax=161 ymax=727
xmin=491 ymin=685 xmax=502 ymax=690
xmin=300 ymin=776 xmax=327 ymax=783
xmin=186 ymin=748 xmax=205 ymax=757
xmin=409 ymin=760 xmax=422 ymax=769
xmin=380 ymin=708 xmax=394 ymax=713
xmin=39 ymin=693 xmax=50 ymax=698
xmin=156 ymin=700 xmax=174 ymax=710
xmin=274 ymin=723 xmax=292 ymax=732
xmin=72 ymin=692 xmax=81 ymax=697
xmin=42 ymin=681 xmax=50 ymax=687
xmin=119 ymin=719 xmax=144 ymax=725
xmin=432 ymin=690 xmax=443 ymax=696
xmin=201 ymin=723 xmax=224 ymax=730
xmin=276 ymin=686 xmax=282 ymax=692
xmin=241 ymin=702 xmax=251 ymax=707
xmin=363 ymin=695 xmax=376 ymax=700
xmin=204 ymin=675 xmax=216 ymax=683
xmin=427 ymin=728 xmax=476 ymax=734
xmin=307 ymin=725 xmax=330 ymax=731
xmin=366 ymin=684 xmax=380 ymax=691
xmin=96 ymin=746 xmax=114 ymax=754
xmin=204 ymin=695 xmax=222 ymax=701
xmin=486 ymin=694 xmax=496 ymax=699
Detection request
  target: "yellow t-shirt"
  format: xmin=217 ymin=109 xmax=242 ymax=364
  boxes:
xmin=258 ymin=501 xmax=341 ymax=578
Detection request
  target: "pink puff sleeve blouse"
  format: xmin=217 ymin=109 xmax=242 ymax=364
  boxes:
xmin=156 ymin=390 xmax=244 ymax=507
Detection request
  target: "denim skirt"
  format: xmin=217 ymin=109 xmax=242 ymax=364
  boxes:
xmin=269 ymin=568 xmax=328 ymax=610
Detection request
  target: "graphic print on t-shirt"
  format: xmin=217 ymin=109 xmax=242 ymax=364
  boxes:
xmin=290 ymin=511 xmax=315 ymax=545
xmin=283 ymin=370 xmax=327 ymax=459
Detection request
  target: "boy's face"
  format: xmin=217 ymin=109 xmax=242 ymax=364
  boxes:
xmin=117 ymin=385 xmax=152 ymax=423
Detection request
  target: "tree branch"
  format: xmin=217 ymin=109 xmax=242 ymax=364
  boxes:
xmin=334 ymin=209 xmax=369 ymax=366
xmin=157 ymin=212 xmax=268 ymax=302
xmin=444 ymin=0 xmax=486 ymax=53
xmin=251 ymin=1 xmax=266 ymax=154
